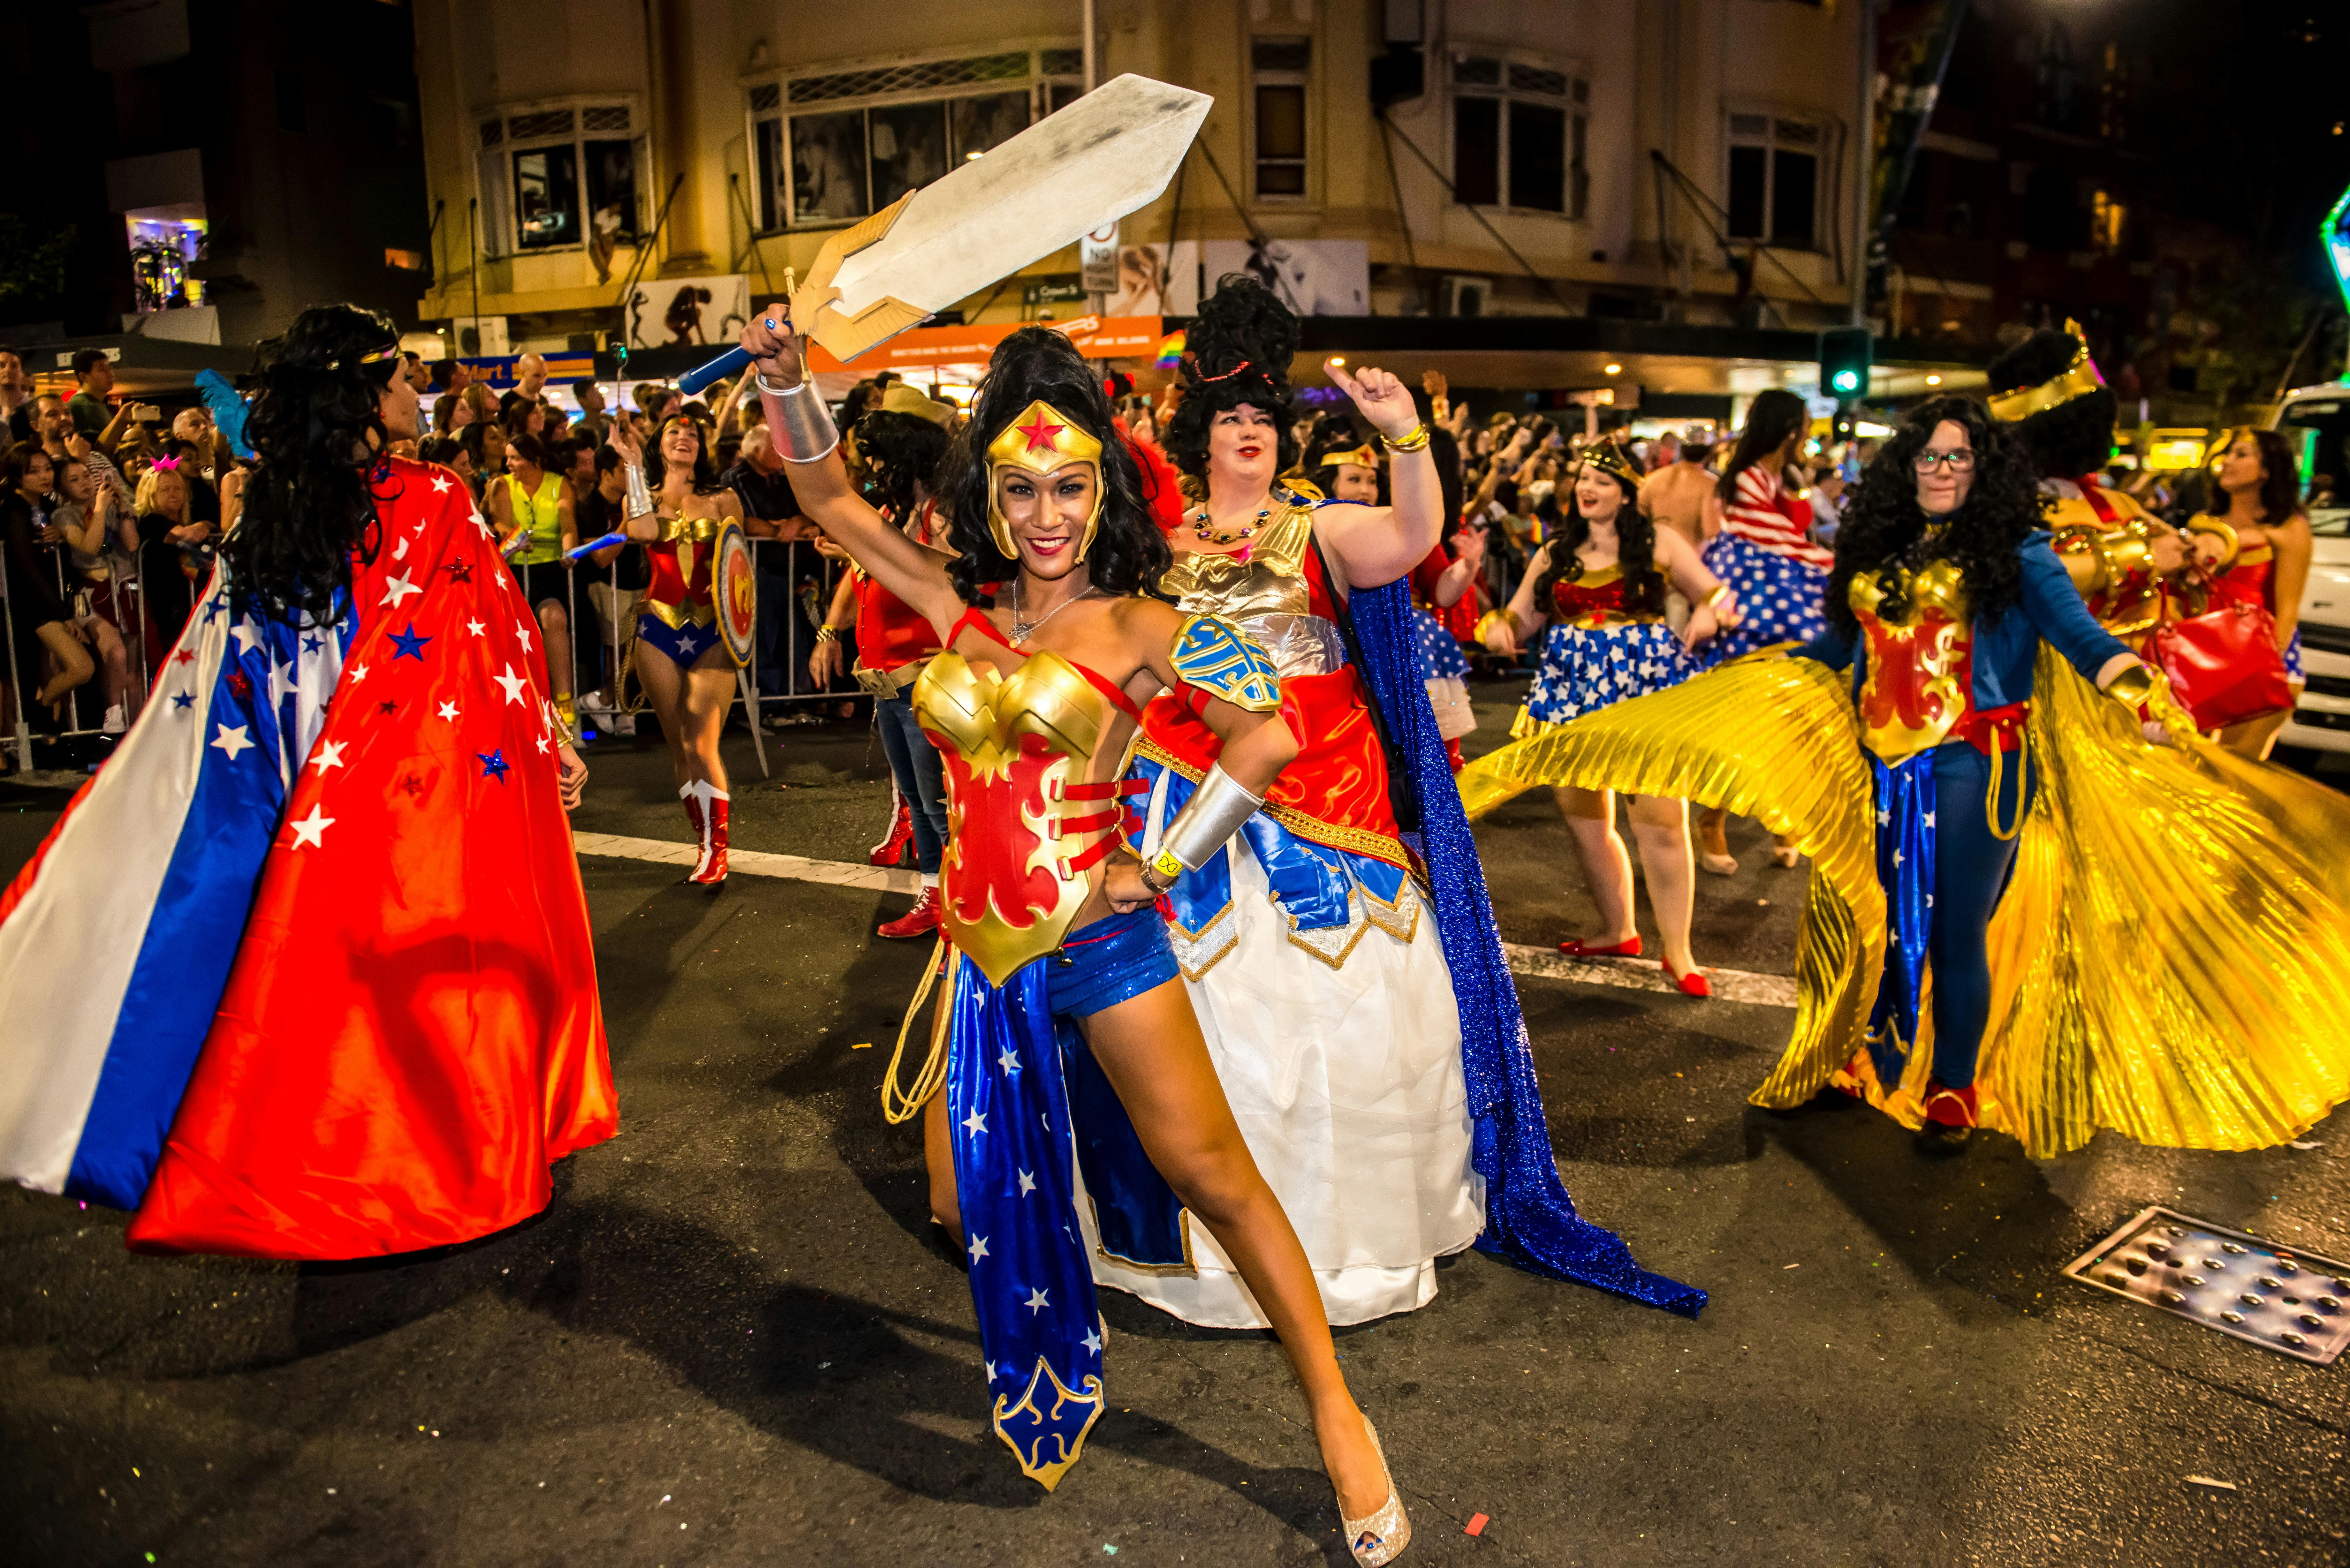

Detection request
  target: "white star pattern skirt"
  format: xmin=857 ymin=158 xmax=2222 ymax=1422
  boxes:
xmin=1695 ymin=531 xmax=1829 ymax=666
xmin=1524 ymin=620 xmax=1694 ymax=725
xmin=1412 ymin=604 xmax=1478 ymax=741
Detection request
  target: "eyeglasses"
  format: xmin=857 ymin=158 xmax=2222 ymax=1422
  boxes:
xmin=1914 ymin=449 xmax=1976 ymax=473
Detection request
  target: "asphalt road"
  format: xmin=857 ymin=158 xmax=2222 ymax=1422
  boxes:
xmin=4 ymin=686 xmax=2347 ymax=1567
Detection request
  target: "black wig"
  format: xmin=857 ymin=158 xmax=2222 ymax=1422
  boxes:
xmin=221 ymin=303 xmax=400 ymax=624
xmin=1717 ymin=387 xmax=1810 ymax=504
xmin=1164 ymin=273 xmax=1302 ymax=483
xmin=1531 ymin=465 xmax=1665 ymax=621
xmin=1824 ymin=395 xmax=2046 ymax=637
xmin=939 ymin=326 xmax=1169 ymax=603
xmin=1985 ymin=327 xmax=2116 ymax=482
xmin=853 ymin=408 xmax=952 ymax=527
xmin=653 ymin=413 xmax=723 ymax=495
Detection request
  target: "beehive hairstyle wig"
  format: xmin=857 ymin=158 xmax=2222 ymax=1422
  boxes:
xmin=1164 ymin=272 xmax=1302 ymax=483
xmin=1986 ymin=327 xmax=2118 ymax=481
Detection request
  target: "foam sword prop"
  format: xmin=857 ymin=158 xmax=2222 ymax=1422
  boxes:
xmin=675 ymin=73 xmax=1210 ymax=394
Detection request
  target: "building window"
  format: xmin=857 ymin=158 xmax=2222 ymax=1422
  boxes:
xmin=1252 ymin=37 xmax=1310 ymax=199
xmin=473 ymin=100 xmax=643 ymax=258
xmin=748 ymin=47 xmax=1081 ymax=232
xmin=1449 ymin=52 xmax=1587 ymax=217
xmin=1725 ymin=110 xmax=1825 ymax=249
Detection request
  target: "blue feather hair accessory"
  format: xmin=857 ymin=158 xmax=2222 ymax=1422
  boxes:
xmin=194 ymin=368 xmax=254 ymax=460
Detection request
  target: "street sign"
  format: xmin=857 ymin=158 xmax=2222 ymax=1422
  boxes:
xmin=1080 ymin=222 xmax=1120 ymax=294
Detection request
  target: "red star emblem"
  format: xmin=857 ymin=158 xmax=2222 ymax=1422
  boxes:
xmin=1014 ymin=411 xmax=1065 ymax=456
xmin=172 ymin=649 xmax=196 ymax=667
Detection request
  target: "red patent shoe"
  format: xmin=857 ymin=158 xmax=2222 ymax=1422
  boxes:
xmin=1559 ymin=933 xmax=1643 ymax=958
xmin=1918 ymin=1080 xmax=1978 ymax=1150
xmin=869 ymin=798 xmax=914 ymax=867
xmin=1661 ymin=954 xmax=1712 ymax=998
xmin=689 ymin=786 xmax=730 ymax=886
xmin=878 ymin=886 xmax=942 ymax=939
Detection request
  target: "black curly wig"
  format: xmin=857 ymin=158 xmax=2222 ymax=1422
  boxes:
xmin=853 ymin=409 xmax=951 ymax=528
xmin=1164 ymin=273 xmax=1301 ymax=483
xmin=1531 ymin=464 xmax=1665 ymax=621
xmin=938 ymin=326 xmax=1169 ymax=603
xmin=221 ymin=304 xmax=400 ymax=624
xmin=1985 ymin=327 xmax=2116 ymax=481
xmin=1824 ymin=395 xmax=2047 ymax=637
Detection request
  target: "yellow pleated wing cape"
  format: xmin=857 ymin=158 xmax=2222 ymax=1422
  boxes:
xmin=1457 ymin=652 xmax=2350 ymax=1157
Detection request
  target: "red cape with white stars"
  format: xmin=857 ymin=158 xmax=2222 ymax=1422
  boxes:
xmin=125 ymin=456 xmax=616 ymax=1258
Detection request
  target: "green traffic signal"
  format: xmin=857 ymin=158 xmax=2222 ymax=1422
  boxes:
xmin=1818 ymin=326 xmax=1873 ymax=404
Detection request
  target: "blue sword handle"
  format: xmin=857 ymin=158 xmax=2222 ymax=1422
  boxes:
xmin=564 ymin=530 xmax=628 ymax=562
xmin=676 ymin=317 xmax=781 ymax=396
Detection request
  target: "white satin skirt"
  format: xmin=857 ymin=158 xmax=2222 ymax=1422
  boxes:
xmin=1082 ymin=838 xmax=1485 ymax=1327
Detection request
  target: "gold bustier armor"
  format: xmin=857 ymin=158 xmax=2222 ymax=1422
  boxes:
xmin=1156 ymin=495 xmax=1346 ymax=680
xmin=1850 ymin=559 xmax=1973 ymax=763
xmin=643 ymin=513 xmax=733 ymax=629
xmin=911 ymin=649 xmax=1121 ymax=985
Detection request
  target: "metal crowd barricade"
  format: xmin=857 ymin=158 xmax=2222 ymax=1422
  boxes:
xmin=740 ymin=534 xmax=854 ymax=724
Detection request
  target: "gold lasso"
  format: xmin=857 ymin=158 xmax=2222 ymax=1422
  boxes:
xmin=881 ymin=935 xmax=954 ymax=1124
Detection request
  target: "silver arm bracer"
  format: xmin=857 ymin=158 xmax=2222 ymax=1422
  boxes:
xmin=1150 ymin=764 xmax=1266 ymax=877
xmin=758 ymin=372 xmax=842 ymax=464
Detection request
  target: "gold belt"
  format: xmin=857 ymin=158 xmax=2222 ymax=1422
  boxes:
xmin=853 ymin=658 xmax=929 ymax=698
xmin=659 ymin=516 xmax=724 ymax=544
xmin=642 ymin=596 xmax=717 ymax=630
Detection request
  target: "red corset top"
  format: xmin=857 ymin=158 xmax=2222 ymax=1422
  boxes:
xmin=1550 ymin=568 xmax=1635 ymax=628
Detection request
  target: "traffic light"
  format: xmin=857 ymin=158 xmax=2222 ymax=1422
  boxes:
xmin=1818 ymin=326 xmax=1873 ymax=400
xmin=1831 ymin=407 xmax=1859 ymax=442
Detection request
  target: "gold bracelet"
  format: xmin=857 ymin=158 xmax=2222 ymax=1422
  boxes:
xmin=814 ymin=624 xmax=840 ymax=644
xmin=1701 ymin=584 xmax=1730 ymax=610
xmin=1474 ymin=608 xmax=1521 ymax=644
xmin=1381 ymin=422 xmax=1431 ymax=453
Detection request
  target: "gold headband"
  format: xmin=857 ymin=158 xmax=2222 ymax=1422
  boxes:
xmin=1987 ymin=320 xmax=2106 ymax=423
xmin=984 ymin=400 xmax=1105 ymax=562
xmin=1326 ymin=442 xmax=1380 ymax=471
xmin=331 ymin=343 xmax=401 ymax=371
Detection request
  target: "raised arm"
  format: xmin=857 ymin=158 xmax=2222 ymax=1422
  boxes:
xmin=739 ymin=305 xmax=964 ymax=639
xmin=1309 ymin=361 xmax=1444 ymax=588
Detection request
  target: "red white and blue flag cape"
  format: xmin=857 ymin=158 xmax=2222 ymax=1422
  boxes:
xmin=0 ymin=456 xmax=614 ymax=1259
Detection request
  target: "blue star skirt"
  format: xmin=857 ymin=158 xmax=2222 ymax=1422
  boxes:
xmin=1524 ymin=621 xmax=1693 ymax=725
xmin=1696 ymin=532 xmax=1829 ymax=666
xmin=1413 ymin=604 xmax=1472 ymax=680
xmin=945 ymin=909 xmax=1184 ymax=1489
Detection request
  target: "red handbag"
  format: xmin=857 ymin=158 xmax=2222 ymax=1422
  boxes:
xmin=2151 ymin=598 xmax=2292 ymax=732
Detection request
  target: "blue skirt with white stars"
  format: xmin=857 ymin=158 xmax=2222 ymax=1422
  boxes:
xmin=1524 ymin=620 xmax=1693 ymax=725
xmin=1413 ymin=604 xmax=1472 ymax=679
xmin=1696 ymin=531 xmax=1829 ymax=667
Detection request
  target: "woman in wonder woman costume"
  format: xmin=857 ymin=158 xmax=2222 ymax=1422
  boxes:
xmin=1476 ymin=435 xmax=1732 ymax=996
xmin=739 ymin=311 xmax=1413 ymax=1563
xmin=1460 ymin=396 xmax=2350 ymax=1157
xmin=605 ymin=415 xmax=748 ymax=886
xmin=1111 ymin=275 xmax=1701 ymax=1330
xmin=2189 ymin=428 xmax=2312 ymax=758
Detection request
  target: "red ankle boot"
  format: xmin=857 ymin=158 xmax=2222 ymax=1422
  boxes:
xmin=878 ymin=885 xmax=942 ymax=939
xmin=870 ymin=796 xmax=914 ymax=867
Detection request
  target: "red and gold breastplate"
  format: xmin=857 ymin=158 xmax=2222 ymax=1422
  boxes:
xmin=1550 ymin=566 xmax=1632 ymax=629
xmin=1851 ymin=560 xmax=1973 ymax=763
xmin=913 ymin=649 xmax=1126 ymax=985
xmin=644 ymin=515 xmax=727 ymax=627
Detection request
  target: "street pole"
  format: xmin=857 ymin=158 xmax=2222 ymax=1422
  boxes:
xmin=1850 ymin=0 xmax=1875 ymax=329
xmin=1081 ymin=0 xmax=1097 ymax=93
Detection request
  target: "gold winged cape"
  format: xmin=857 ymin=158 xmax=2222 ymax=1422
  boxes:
xmin=1457 ymin=652 xmax=2350 ymax=1157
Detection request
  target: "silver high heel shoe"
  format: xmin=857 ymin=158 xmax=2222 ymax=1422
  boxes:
xmin=1340 ymin=1417 xmax=1410 ymax=1566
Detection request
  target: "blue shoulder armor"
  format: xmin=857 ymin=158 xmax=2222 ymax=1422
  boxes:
xmin=1170 ymin=614 xmax=1283 ymax=712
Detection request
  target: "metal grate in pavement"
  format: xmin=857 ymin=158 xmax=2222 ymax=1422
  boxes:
xmin=2063 ymin=1205 xmax=2350 ymax=1365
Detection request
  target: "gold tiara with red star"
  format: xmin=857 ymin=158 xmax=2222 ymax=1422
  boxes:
xmin=984 ymin=400 xmax=1106 ymax=561
xmin=1326 ymin=441 xmax=1381 ymax=471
